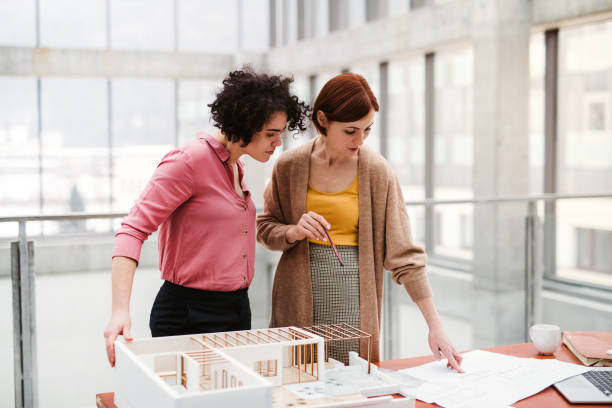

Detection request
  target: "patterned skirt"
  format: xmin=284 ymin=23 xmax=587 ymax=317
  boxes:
xmin=309 ymin=242 xmax=360 ymax=364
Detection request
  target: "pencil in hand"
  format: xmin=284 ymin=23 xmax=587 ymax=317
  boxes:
xmin=323 ymin=228 xmax=344 ymax=266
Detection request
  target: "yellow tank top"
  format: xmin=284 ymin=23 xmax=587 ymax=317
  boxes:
xmin=306 ymin=176 xmax=359 ymax=246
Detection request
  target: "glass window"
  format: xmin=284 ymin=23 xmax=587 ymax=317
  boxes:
xmin=292 ymin=75 xmax=310 ymax=106
xmin=433 ymin=47 xmax=473 ymax=260
xmin=556 ymin=21 xmax=612 ymax=288
xmin=241 ymin=0 xmax=269 ymax=51
xmin=40 ymin=78 xmax=110 ymax=234
xmin=388 ymin=56 xmax=425 ymax=201
xmin=311 ymin=69 xmax=342 ymax=143
xmin=593 ymin=229 xmax=612 ymax=273
xmin=178 ymin=0 xmax=238 ymax=53
xmin=366 ymin=0 xmax=384 ymax=22
xmin=112 ymin=79 xmax=174 ymax=212
xmin=575 ymin=227 xmax=612 ymax=274
xmin=280 ymin=0 xmax=297 ymax=46
xmin=350 ymin=62 xmax=381 ymax=154
xmin=314 ymin=70 xmax=339 ymax=97
xmin=40 ymin=0 xmax=106 ymax=49
xmin=587 ymin=101 xmax=606 ymax=130
xmin=312 ymin=0 xmax=329 ymax=38
xmin=433 ymin=47 xmax=473 ymax=199
xmin=284 ymin=75 xmax=312 ymax=150
xmin=177 ymin=79 xmax=219 ymax=146
xmin=557 ymin=198 xmax=612 ymax=288
xmin=0 ymin=0 xmax=36 ymax=46
xmin=0 ymin=77 xmax=39 ymax=237
xmin=111 ymin=0 xmax=174 ymax=51
xmin=529 ymin=32 xmax=545 ymax=194
xmin=297 ymin=0 xmax=306 ymax=41
xmin=558 ymin=20 xmax=612 ymax=194
xmin=329 ymin=0 xmax=349 ymax=31
xmin=349 ymin=0 xmax=365 ymax=26
xmin=388 ymin=0 xmax=408 ymax=16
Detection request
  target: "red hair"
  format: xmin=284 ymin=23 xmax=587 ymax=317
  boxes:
xmin=312 ymin=73 xmax=379 ymax=135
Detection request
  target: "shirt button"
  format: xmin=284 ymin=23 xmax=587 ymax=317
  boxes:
xmin=242 ymin=204 xmax=248 ymax=210
xmin=242 ymin=229 xmax=248 ymax=235
xmin=241 ymin=253 xmax=247 ymax=259
xmin=243 ymin=277 xmax=246 ymax=282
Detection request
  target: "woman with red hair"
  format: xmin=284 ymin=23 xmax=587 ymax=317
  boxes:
xmin=257 ymin=73 xmax=462 ymax=369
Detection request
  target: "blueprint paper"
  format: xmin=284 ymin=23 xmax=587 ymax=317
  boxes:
xmin=398 ymin=349 xmax=590 ymax=408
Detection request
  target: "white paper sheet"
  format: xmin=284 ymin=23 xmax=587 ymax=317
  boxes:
xmin=397 ymin=350 xmax=590 ymax=408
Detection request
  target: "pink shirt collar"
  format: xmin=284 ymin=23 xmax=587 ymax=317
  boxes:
xmin=199 ymin=132 xmax=249 ymax=195
xmin=200 ymin=132 xmax=231 ymax=163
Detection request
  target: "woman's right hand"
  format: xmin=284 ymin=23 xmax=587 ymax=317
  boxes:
xmin=104 ymin=310 xmax=133 ymax=367
xmin=286 ymin=211 xmax=330 ymax=243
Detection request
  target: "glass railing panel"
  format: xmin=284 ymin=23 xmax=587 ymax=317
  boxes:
xmin=432 ymin=203 xmax=473 ymax=261
xmin=406 ymin=205 xmax=426 ymax=248
xmin=387 ymin=279 xmax=474 ymax=360
xmin=250 ymin=245 xmax=276 ymax=329
xmin=32 ymin=236 xmax=160 ymax=407
xmin=40 ymin=219 xmax=114 ymax=236
xmin=28 ymin=234 xmax=275 ymax=407
xmin=459 ymin=200 xmax=529 ymax=349
xmin=386 ymin=200 xmax=533 ymax=360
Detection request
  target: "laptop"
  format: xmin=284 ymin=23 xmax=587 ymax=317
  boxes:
xmin=554 ymin=367 xmax=612 ymax=404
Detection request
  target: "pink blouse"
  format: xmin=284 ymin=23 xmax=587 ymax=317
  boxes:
xmin=112 ymin=133 xmax=256 ymax=291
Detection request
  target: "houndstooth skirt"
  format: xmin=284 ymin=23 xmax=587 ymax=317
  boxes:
xmin=309 ymin=242 xmax=360 ymax=364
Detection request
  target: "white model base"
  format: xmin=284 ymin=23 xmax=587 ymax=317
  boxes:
xmin=114 ymin=327 xmax=415 ymax=408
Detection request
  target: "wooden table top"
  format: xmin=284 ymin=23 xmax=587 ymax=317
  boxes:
xmin=97 ymin=342 xmax=607 ymax=408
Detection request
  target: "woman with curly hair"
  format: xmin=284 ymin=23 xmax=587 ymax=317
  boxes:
xmin=104 ymin=68 xmax=309 ymax=366
xmin=257 ymin=73 xmax=462 ymax=370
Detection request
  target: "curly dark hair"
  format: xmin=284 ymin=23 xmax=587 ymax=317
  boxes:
xmin=208 ymin=67 xmax=311 ymax=146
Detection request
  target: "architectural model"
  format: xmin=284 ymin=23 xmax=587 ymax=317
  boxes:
xmin=114 ymin=324 xmax=415 ymax=408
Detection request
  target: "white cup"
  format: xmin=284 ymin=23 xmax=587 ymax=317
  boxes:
xmin=529 ymin=324 xmax=561 ymax=355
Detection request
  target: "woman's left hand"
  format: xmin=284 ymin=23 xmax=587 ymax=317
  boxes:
xmin=428 ymin=325 xmax=464 ymax=373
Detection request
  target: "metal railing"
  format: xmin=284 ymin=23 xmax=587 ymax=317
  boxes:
xmin=3 ymin=212 xmax=126 ymax=408
xmin=2 ymin=192 xmax=612 ymax=408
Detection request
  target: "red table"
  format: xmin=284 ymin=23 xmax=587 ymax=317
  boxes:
xmin=97 ymin=342 xmax=607 ymax=408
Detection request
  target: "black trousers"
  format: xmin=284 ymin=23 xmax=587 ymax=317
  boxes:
xmin=149 ymin=280 xmax=251 ymax=337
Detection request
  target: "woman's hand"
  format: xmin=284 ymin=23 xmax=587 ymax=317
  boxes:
xmin=285 ymin=211 xmax=330 ymax=243
xmin=415 ymin=297 xmax=463 ymax=372
xmin=104 ymin=310 xmax=133 ymax=367
xmin=428 ymin=324 xmax=464 ymax=373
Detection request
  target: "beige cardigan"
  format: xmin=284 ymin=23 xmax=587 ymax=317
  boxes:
xmin=256 ymin=139 xmax=432 ymax=362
